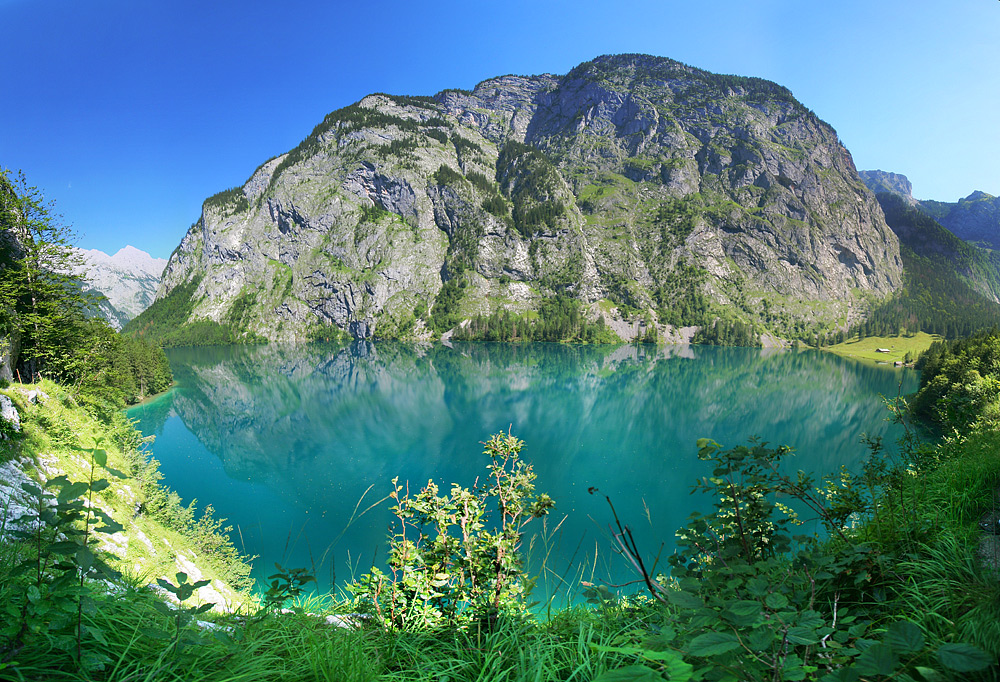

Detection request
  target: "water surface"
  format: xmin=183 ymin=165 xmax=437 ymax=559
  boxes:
xmin=128 ymin=342 xmax=918 ymax=601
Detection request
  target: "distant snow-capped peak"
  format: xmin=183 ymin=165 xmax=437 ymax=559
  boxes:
xmin=77 ymin=245 xmax=167 ymax=279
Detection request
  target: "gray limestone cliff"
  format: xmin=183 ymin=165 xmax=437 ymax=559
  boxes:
xmin=154 ymin=54 xmax=903 ymax=342
xmin=859 ymin=170 xmax=917 ymax=205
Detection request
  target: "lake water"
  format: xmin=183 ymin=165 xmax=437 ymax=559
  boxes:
xmin=127 ymin=342 xmax=919 ymax=604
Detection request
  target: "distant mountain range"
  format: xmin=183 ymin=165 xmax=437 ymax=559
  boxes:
xmin=76 ymin=246 xmax=167 ymax=329
xmin=857 ymin=171 xmax=1000 ymax=337
xmin=860 ymin=170 xmax=1000 ymax=249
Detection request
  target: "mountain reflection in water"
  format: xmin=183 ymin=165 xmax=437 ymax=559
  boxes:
xmin=129 ymin=342 xmax=918 ymax=599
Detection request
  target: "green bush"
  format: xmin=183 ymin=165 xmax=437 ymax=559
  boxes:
xmin=350 ymin=431 xmax=553 ymax=629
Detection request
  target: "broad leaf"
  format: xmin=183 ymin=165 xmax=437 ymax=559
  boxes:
xmin=855 ymin=643 xmax=898 ymax=676
xmin=687 ymin=631 xmax=741 ymax=657
xmin=727 ymin=600 xmax=762 ymax=617
xmin=936 ymin=643 xmax=992 ymax=672
xmin=785 ymin=626 xmax=819 ymax=645
xmin=140 ymin=627 xmax=171 ymax=641
xmin=642 ymin=630 xmax=677 ymax=650
xmin=57 ymin=481 xmax=89 ymax=503
xmin=764 ymin=592 xmax=788 ymax=610
xmin=92 ymin=449 xmax=108 ymax=467
xmin=746 ymin=626 xmax=775 ymax=652
xmin=886 ymin=620 xmax=924 ymax=655
xmin=667 ymin=590 xmax=704 ymax=610
xmin=104 ymin=465 xmax=128 ymax=479
xmin=912 ymin=666 xmax=944 ymax=682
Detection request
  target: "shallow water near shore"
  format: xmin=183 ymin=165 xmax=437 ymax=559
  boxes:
xmin=128 ymin=341 xmax=918 ymax=603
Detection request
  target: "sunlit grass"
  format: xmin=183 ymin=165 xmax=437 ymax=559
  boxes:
xmin=825 ymin=331 xmax=942 ymax=364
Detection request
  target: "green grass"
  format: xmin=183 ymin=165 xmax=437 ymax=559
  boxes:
xmin=1 ymin=380 xmax=252 ymax=609
xmin=852 ymin=427 xmax=1000 ymax=666
xmin=825 ymin=331 xmax=942 ymax=364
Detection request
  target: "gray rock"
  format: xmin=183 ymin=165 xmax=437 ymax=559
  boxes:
xmin=0 ymin=394 xmax=20 ymax=436
xmin=75 ymin=246 xmax=167 ymax=329
xmin=0 ymin=459 xmax=37 ymax=539
xmin=980 ymin=509 xmax=1000 ymax=534
xmin=859 ymin=170 xmax=917 ymax=204
xmin=0 ymin=335 xmax=17 ymax=383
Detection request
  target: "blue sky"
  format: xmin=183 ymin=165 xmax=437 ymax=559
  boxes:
xmin=1 ymin=0 xmax=997 ymax=258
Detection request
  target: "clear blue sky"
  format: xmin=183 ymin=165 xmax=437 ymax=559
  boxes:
xmin=1 ymin=0 xmax=997 ymax=259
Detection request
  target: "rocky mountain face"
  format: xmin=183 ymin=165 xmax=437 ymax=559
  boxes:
xmin=858 ymin=170 xmax=917 ymax=205
xmin=153 ymin=54 xmax=903 ymax=342
xmin=77 ymin=246 xmax=166 ymax=329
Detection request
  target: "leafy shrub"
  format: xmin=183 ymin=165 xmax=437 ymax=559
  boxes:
xmin=1 ymin=444 xmax=125 ymax=671
xmin=594 ymin=436 xmax=994 ymax=681
xmin=350 ymin=431 xmax=553 ymax=629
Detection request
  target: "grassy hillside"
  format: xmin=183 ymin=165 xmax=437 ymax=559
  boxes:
xmin=0 ymin=380 xmax=260 ymax=673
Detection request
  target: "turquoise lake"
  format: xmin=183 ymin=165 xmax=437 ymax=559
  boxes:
xmin=127 ymin=342 xmax=919 ymax=603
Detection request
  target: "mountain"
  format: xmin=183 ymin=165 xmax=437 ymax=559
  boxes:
xmin=859 ymin=192 xmax=1000 ymax=338
xmin=132 ymin=54 xmax=903 ymax=344
xmin=76 ymin=246 xmax=167 ymax=329
xmin=859 ymin=171 xmax=1000 ymax=251
xmin=919 ymin=191 xmax=1000 ymax=249
xmin=858 ymin=170 xmax=917 ymax=205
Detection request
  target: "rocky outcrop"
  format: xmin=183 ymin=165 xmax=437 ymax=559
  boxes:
xmin=859 ymin=170 xmax=918 ymax=205
xmin=155 ymin=54 xmax=904 ymax=341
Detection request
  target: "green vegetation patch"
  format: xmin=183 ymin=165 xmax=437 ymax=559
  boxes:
xmin=429 ymin=275 xmax=468 ymax=332
xmin=202 ymin=186 xmax=249 ymax=216
xmin=123 ymin=277 xmax=266 ymax=348
xmin=0 ymin=379 xmax=255 ymax=674
xmin=455 ymin=295 xmax=620 ymax=343
xmin=497 ymin=140 xmax=566 ymax=238
xmin=432 ymin=163 xmax=465 ymax=187
xmin=826 ymin=331 xmax=941 ymax=365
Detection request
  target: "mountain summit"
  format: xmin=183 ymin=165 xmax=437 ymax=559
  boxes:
xmin=77 ymin=246 xmax=166 ymax=329
xmin=141 ymin=54 xmax=903 ymax=343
